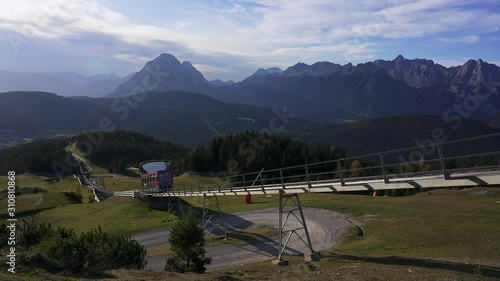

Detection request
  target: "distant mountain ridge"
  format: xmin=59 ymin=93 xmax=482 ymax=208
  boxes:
xmin=0 ymin=90 xmax=313 ymax=147
xmin=0 ymin=70 xmax=132 ymax=97
xmin=215 ymin=55 xmax=500 ymax=121
xmin=1 ymin=90 xmax=497 ymax=155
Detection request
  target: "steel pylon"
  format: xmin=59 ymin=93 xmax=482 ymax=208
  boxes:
xmin=275 ymin=192 xmax=315 ymax=264
xmin=166 ymin=195 xmax=184 ymax=221
xmin=201 ymin=193 xmax=228 ymax=240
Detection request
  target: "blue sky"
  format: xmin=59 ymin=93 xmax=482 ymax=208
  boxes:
xmin=0 ymin=0 xmax=499 ymax=81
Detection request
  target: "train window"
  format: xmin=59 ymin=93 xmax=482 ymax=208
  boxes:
xmin=159 ymin=172 xmax=172 ymax=185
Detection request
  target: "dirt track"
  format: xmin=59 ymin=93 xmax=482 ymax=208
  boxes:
xmin=134 ymin=207 xmax=353 ymax=271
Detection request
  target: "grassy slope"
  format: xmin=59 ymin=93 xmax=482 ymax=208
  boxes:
xmin=300 ymin=188 xmax=500 ymax=268
xmin=0 ymin=175 xmax=175 ymax=235
xmin=0 ymin=173 xmax=499 ymax=280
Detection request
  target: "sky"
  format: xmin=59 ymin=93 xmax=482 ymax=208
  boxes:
xmin=0 ymin=0 xmax=499 ymax=81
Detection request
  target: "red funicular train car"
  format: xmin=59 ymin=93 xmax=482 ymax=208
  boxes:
xmin=139 ymin=160 xmax=174 ymax=192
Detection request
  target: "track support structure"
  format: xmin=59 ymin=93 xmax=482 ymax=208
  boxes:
xmin=166 ymin=195 xmax=184 ymax=221
xmin=201 ymin=194 xmax=228 ymax=240
xmin=274 ymin=192 xmax=316 ymax=266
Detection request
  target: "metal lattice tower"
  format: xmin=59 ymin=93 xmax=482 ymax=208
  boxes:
xmin=274 ymin=192 xmax=316 ymax=265
xmin=166 ymin=196 xmax=184 ymax=221
xmin=201 ymin=194 xmax=228 ymax=240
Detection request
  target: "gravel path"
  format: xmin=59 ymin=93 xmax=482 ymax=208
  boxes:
xmin=134 ymin=207 xmax=352 ymax=271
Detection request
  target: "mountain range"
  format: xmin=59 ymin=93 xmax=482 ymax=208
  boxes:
xmin=103 ymin=53 xmax=500 ymax=121
xmin=217 ymin=56 xmax=500 ymax=120
xmin=3 ymin=53 xmax=499 ymax=122
xmin=1 ymin=53 xmax=500 ymax=153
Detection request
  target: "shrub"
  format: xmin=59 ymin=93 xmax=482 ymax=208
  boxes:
xmin=306 ymin=262 xmax=317 ymax=271
xmin=18 ymin=216 xmax=54 ymax=250
xmin=18 ymin=217 xmax=146 ymax=275
xmin=40 ymin=226 xmax=146 ymax=275
xmin=78 ymin=226 xmax=146 ymax=274
xmin=63 ymin=191 xmax=83 ymax=203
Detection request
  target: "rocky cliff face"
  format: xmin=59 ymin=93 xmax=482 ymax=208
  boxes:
xmin=374 ymin=55 xmax=450 ymax=88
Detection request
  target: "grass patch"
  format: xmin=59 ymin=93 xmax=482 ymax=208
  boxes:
xmin=0 ymin=175 xmax=175 ymax=235
xmin=0 ymin=175 xmax=94 ymax=219
xmin=237 ymin=117 xmax=256 ymax=123
xmin=299 ymin=187 xmax=500 ymax=268
xmin=102 ymin=177 xmax=141 ymax=191
xmin=38 ymin=196 xmax=176 ymax=235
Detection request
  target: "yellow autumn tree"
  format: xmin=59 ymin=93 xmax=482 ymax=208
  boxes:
xmin=419 ymin=157 xmax=431 ymax=172
xmin=349 ymin=159 xmax=362 ymax=178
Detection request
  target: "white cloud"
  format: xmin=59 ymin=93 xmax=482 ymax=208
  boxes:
xmin=0 ymin=0 xmax=499 ymax=79
xmin=113 ymin=53 xmax=151 ymax=65
xmin=434 ymin=56 xmax=500 ymax=67
xmin=434 ymin=58 xmax=470 ymax=67
xmin=192 ymin=64 xmax=230 ymax=74
xmin=435 ymin=35 xmax=481 ymax=44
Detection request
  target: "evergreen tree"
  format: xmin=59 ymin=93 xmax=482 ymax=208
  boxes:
xmin=165 ymin=213 xmax=212 ymax=273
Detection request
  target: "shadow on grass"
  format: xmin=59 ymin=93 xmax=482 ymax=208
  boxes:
xmin=119 ymin=169 xmax=141 ymax=178
xmin=324 ymin=253 xmax=500 ymax=278
xmin=0 ymin=207 xmax=55 ymax=220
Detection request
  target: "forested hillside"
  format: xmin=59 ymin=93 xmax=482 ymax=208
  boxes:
xmin=295 ymin=115 xmax=499 ymax=155
xmin=73 ymin=131 xmax=189 ymax=173
xmin=178 ymin=132 xmax=346 ymax=174
xmin=0 ymin=138 xmax=77 ymax=175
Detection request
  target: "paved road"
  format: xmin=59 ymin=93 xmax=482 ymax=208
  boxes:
xmin=136 ymin=207 xmax=353 ymax=271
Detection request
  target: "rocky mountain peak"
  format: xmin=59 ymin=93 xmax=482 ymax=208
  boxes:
xmin=253 ymin=67 xmax=283 ymax=76
xmin=371 ymin=55 xmax=449 ymax=88
xmin=282 ymin=61 xmax=342 ymax=77
xmin=394 ymin=54 xmax=405 ymax=61
xmin=108 ymin=53 xmax=209 ymax=97
xmin=156 ymin=53 xmax=181 ymax=63
xmin=181 ymin=61 xmax=206 ymax=81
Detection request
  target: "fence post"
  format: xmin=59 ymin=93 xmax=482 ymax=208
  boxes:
xmin=305 ymin=164 xmax=311 ymax=191
xmin=437 ymin=143 xmax=449 ymax=180
xmin=280 ymin=169 xmax=285 ymax=189
xmin=260 ymin=172 xmax=265 ymax=193
xmin=379 ymin=153 xmax=389 ymax=183
xmin=337 ymin=160 xmax=345 ymax=186
xmin=243 ymin=174 xmax=247 ymax=192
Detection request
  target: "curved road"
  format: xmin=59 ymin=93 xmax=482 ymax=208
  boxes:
xmin=134 ymin=208 xmax=353 ymax=271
